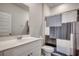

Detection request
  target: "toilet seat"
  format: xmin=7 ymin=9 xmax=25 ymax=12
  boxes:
xmin=42 ymin=45 xmax=55 ymax=53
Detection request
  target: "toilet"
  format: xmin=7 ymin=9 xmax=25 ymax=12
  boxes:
xmin=42 ymin=45 xmax=55 ymax=56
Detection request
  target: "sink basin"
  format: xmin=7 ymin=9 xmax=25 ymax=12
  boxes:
xmin=17 ymin=36 xmax=22 ymax=40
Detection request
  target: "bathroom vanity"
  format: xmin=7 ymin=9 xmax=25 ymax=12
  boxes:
xmin=0 ymin=36 xmax=42 ymax=56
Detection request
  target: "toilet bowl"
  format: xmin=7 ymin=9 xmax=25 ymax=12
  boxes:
xmin=42 ymin=45 xmax=55 ymax=56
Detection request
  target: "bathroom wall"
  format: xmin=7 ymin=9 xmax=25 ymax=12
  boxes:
xmin=43 ymin=4 xmax=51 ymax=36
xmin=0 ymin=3 xmax=29 ymax=35
xmin=50 ymin=3 xmax=79 ymax=15
xmin=25 ymin=3 xmax=44 ymax=38
xmin=43 ymin=4 xmax=51 ymax=17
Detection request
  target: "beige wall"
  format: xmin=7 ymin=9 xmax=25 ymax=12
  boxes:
xmin=25 ymin=3 xmax=44 ymax=38
xmin=43 ymin=4 xmax=50 ymax=36
xmin=43 ymin=4 xmax=51 ymax=17
xmin=0 ymin=3 xmax=29 ymax=35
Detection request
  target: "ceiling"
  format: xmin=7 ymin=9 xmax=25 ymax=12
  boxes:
xmin=14 ymin=3 xmax=29 ymax=11
xmin=46 ymin=3 xmax=63 ymax=8
xmin=14 ymin=3 xmax=63 ymax=10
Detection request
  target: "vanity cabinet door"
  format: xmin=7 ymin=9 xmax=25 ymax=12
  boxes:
xmin=4 ymin=44 xmax=30 ymax=56
xmin=62 ymin=10 xmax=77 ymax=23
xmin=0 ymin=52 xmax=3 ymax=56
xmin=31 ymin=40 xmax=41 ymax=56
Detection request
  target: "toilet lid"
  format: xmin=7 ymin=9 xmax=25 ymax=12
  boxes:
xmin=42 ymin=46 xmax=54 ymax=52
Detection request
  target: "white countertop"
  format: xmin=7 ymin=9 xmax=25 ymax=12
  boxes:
xmin=0 ymin=36 xmax=42 ymax=52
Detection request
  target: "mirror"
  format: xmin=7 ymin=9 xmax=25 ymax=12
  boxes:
xmin=0 ymin=3 xmax=30 ymax=37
